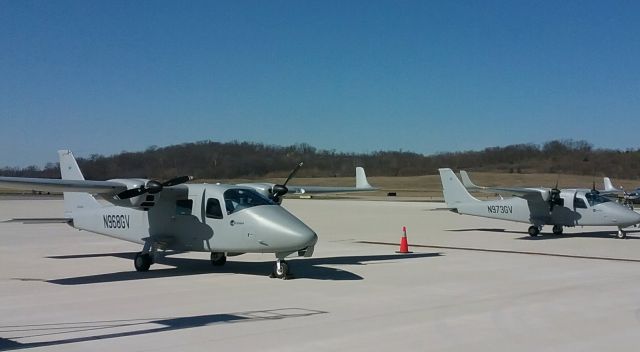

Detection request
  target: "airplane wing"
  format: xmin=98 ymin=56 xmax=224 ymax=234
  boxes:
xmin=459 ymin=170 xmax=547 ymax=199
xmin=287 ymin=167 xmax=376 ymax=194
xmin=0 ymin=176 xmax=127 ymax=194
xmin=239 ymin=167 xmax=376 ymax=202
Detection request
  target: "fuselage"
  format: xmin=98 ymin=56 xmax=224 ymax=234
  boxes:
xmin=456 ymin=189 xmax=640 ymax=227
xmin=70 ymin=183 xmax=318 ymax=254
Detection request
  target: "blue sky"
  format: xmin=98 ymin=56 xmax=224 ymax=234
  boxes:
xmin=1 ymin=1 xmax=639 ymax=167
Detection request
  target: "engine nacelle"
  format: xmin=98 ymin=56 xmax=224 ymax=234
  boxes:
xmin=106 ymin=178 xmax=160 ymax=209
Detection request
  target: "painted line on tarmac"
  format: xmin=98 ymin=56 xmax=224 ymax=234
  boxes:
xmin=357 ymin=241 xmax=640 ymax=263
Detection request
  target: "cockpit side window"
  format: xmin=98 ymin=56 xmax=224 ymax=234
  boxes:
xmin=585 ymin=192 xmax=611 ymax=207
xmin=176 ymin=199 xmax=193 ymax=215
xmin=206 ymin=198 xmax=223 ymax=219
xmin=574 ymin=197 xmax=587 ymax=209
xmin=223 ymin=188 xmax=274 ymax=215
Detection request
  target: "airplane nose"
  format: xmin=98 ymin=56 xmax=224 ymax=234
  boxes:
xmin=631 ymin=210 xmax=640 ymax=225
xmin=278 ymin=214 xmax=317 ymax=249
xmin=243 ymin=206 xmax=318 ymax=251
xmin=617 ymin=206 xmax=640 ymax=227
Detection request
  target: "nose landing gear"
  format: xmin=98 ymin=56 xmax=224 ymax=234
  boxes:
xmin=270 ymin=259 xmax=293 ymax=280
xmin=210 ymin=252 xmax=227 ymax=266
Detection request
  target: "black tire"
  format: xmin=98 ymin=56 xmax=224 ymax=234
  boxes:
xmin=552 ymin=225 xmax=563 ymax=235
xmin=528 ymin=226 xmax=540 ymax=237
xmin=210 ymin=252 xmax=227 ymax=266
xmin=273 ymin=261 xmax=289 ymax=279
xmin=134 ymin=252 xmax=152 ymax=272
xmin=617 ymin=231 xmax=627 ymax=239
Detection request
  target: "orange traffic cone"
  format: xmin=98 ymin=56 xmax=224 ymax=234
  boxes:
xmin=396 ymin=226 xmax=412 ymax=253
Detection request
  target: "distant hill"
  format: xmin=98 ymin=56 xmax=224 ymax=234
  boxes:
xmin=2 ymin=139 xmax=640 ymax=180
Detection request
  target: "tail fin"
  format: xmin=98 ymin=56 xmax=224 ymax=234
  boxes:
xmin=355 ymin=167 xmax=373 ymax=189
xmin=460 ymin=170 xmax=481 ymax=190
xmin=438 ymin=168 xmax=479 ymax=207
xmin=603 ymin=177 xmax=621 ymax=192
xmin=58 ymin=150 xmax=100 ymax=217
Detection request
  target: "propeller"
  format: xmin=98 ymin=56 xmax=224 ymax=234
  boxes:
xmin=116 ymin=176 xmax=193 ymax=200
xmin=270 ymin=162 xmax=304 ymax=203
xmin=549 ymin=179 xmax=562 ymax=212
xmin=590 ymin=180 xmax=600 ymax=195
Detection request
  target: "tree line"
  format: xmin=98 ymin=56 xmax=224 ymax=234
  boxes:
xmin=2 ymin=139 xmax=640 ymax=180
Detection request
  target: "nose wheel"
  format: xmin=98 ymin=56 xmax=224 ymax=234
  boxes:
xmin=617 ymin=228 xmax=627 ymax=239
xmin=270 ymin=259 xmax=293 ymax=280
xmin=210 ymin=252 xmax=227 ymax=266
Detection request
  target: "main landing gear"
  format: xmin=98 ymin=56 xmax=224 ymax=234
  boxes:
xmin=617 ymin=228 xmax=627 ymax=239
xmin=134 ymin=252 xmax=153 ymax=272
xmin=528 ymin=226 xmax=541 ymax=237
xmin=270 ymin=259 xmax=292 ymax=280
xmin=552 ymin=225 xmax=563 ymax=235
xmin=134 ymin=240 xmax=156 ymax=272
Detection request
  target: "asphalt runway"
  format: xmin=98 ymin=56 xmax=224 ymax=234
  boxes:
xmin=2 ymin=199 xmax=640 ymax=351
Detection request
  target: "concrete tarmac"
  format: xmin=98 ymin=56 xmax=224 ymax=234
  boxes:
xmin=2 ymin=199 xmax=640 ymax=351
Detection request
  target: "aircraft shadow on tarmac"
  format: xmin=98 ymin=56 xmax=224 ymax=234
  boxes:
xmin=447 ymin=228 xmax=640 ymax=240
xmin=37 ymin=252 xmax=441 ymax=285
xmin=0 ymin=308 xmax=326 ymax=351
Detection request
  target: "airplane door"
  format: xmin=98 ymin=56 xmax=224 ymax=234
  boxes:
xmin=572 ymin=192 xmax=593 ymax=225
xmin=203 ymin=192 xmax=259 ymax=252
xmin=552 ymin=190 xmax=579 ymax=225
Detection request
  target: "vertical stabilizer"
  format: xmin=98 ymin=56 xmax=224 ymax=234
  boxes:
xmin=603 ymin=177 xmax=620 ymax=192
xmin=355 ymin=167 xmax=373 ymax=189
xmin=438 ymin=168 xmax=480 ymax=207
xmin=58 ymin=150 xmax=100 ymax=216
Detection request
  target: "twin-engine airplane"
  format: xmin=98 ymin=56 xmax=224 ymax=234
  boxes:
xmin=0 ymin=150 xmax=374 ymax=279
xmin=439 ymin=168 xmax=640 ymax=239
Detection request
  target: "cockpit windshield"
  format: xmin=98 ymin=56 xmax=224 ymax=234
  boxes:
xmin=585 ymin=192 xmax=611 ymax=206
xmin=224 ymin=188 xmax=274 ymax=214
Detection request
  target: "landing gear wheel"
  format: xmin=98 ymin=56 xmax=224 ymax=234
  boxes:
xmin=617 ymin=229 xmax=627 ymax=239
xmin=210 ymin=252 xmax=227 ymax=266
xmin=552 ymin=225 xmax=563 ymax=235
xmin=134 ymin=252 xmax=153 ymax=272
xmin=270 ymin=260 xmax=292 ymax=280
xmin=528 ymin=226 xmax=540 ymax=237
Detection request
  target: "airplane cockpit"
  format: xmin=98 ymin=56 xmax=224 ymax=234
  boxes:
xmin=585 ymin=192 xmax=611 ymax=206
xmin=223 ymin=188 xmax=275 ymax=214
xmin=572 ymin=191 xmax=611 ymax=210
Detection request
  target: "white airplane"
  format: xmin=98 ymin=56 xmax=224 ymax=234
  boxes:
xmin=0 ymin=150 xmax=374 ymax=279
xmin=439 ymin=168 xmax=640 ymax=239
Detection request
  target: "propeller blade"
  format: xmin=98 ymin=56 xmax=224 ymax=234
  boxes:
xmin=163 ymin=176 xmax=193 ymax=187
xmin=116 ymin=187 xmax=147 ymax=200
xmin=283 ymin=162 xmax=304 ymax=187
xmin=270 ymin=162 xmax=304 ymax=202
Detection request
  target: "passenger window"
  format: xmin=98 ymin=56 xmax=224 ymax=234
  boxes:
xmin=175 ymin=199 xmax=193 ymax=215
xmin=574 ymin=197 xmax=587 ymax=209
xmin=206 ymin=198 xmax=223 ymax=219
